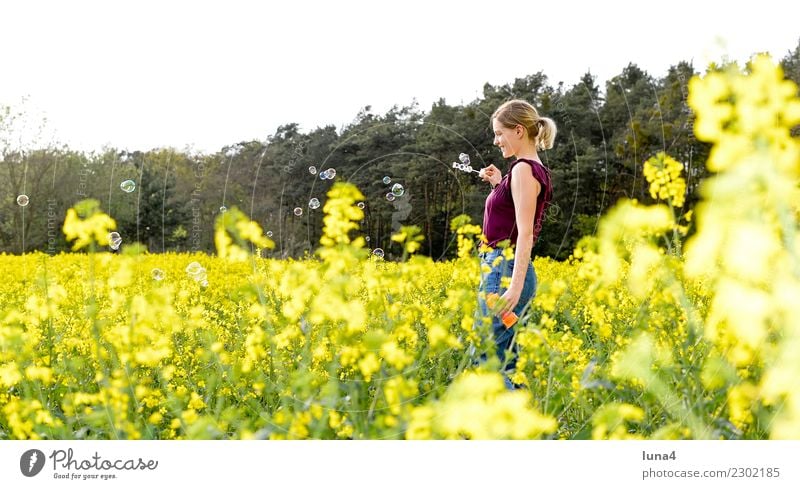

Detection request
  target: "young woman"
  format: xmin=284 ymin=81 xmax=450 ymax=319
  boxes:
xmin=477 ymin=99 xmax=555 ymax=388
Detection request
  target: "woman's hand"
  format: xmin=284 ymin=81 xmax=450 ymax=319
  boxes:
xmin=479 ymin=164 xmax=502 ymax=187
xmin=498 ymin=287 xmax=521 ymax=317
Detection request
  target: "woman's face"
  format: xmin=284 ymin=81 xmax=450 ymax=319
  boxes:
xmin=492 ymin=118 xmax=522 ymax=159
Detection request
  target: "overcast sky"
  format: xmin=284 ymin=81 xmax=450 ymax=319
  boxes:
xmin=2 ymin=0 xmax=798 ymax=154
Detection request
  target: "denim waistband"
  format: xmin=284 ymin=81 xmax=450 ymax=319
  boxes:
xmin=479 ymin=248 xmax=504 ymax=262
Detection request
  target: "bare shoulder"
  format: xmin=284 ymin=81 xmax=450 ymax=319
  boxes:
xmin=510 ymin=163 xmax=541 ymax=197
xmin=511 ymin=162 xmax=535 ymax=179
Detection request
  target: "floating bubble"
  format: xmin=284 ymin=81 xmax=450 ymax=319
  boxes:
xmin=459 ymin=153 xmax=471 ymax=165
xmin=365 ymin=236 xmax=370 ymax=242
xmin=385 ymin=192 xmax=396 ymax=202
xmin=219 ymin=205 xmax=227 ymax=213
xmin=120 ymin=180 xmax=136 ymax=193
xmin=266 ymin=230 xmax=273 ymax=237
xmin=185 ymin=261 xmax=203 ymax=276
xmin=383 ymin=176 xmax=392 ymax=185
xmin=372 ymin=248 xmax=385 ymax=259
xmin=294 ymin=207 xmax=303 ymax=216
xmin=16 ymin=194 xmax=29 ymax=207
xmin=185 ymin=261 xmax=208 ymax=286
xmin=391 ymin=183 xmax=405 ymax=197
xmin=309 ymin=166 xmax=317 ymax=175
xmin=151 ymin=268 xmax=165 ymax=281
xmin=319 ymin=171 xmax=328 ymax=180
xmin=357 ymin=202 xmax=365 ymax=209
xmin=108 ymin=232 xmax=122 ymax=250
xmin=308 ymin=198 xmax=320 ymax=210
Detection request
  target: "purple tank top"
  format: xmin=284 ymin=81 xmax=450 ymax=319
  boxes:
xmin=482 ymin=158 xmax=552 ymax=249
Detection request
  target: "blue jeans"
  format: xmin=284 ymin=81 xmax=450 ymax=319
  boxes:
xmin=476 ymin=248 xmax=537 ymax=385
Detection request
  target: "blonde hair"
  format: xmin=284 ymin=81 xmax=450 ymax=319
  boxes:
xmin=491 ymin=99 xmax=557 ymax=150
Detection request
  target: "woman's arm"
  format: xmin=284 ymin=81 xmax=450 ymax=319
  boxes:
xmin=498 ymin=163 xmax=541 ymax=316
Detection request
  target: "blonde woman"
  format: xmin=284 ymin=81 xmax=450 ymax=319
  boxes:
xmin=478 ymin=99 xmax=555 ymax=388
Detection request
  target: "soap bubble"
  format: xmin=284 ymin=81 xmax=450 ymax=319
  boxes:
xmin=193 ymin=269 xmax=208 ymax=287
xmin=185 ymin=261 xmax=208 ymax=286
xmin=309 ymin=166 xmax=317 ymax=175
xmin=458 ymin=153 xmax=471 ymax=165
xmin=186 ymin=261 xmax=203 ymax=275
xmin=309 ymin=198 xmax=320 ymax=210
xmin=385 ymin=192 xmax=395 ymax=202
xmin=294 ymin=207 xmax=303 ymax=216
xmin=357 ymin=202 xmax=365 ymax=209
xmin=325 ymin=168 xmax=336 ymax=179
xmin=219 ymin=205 xmax=227 ymax=213
xmin=391 ymin=183 xmax=405 ymax=197
xmin=120 ymin=180 xmax=136 ymax=193
xmin=319 ymin=171 xmax=328 ymax=180
xmin=266 ymin=231 xmax=273 ymax=237
xmin=16 ymin=194 xmax=29 ymax=207
xmin=108 ymin=232 xmax=122 ymax=250
xmin=365 ymin=236 xmax=370 ymax=242
xmin=151 ymin=268 xmax=165 ymax=281
xmin=383 ymin=176 xmax=391 ymax=185
xmin=372 ymin=248 xmax=384 ymax=259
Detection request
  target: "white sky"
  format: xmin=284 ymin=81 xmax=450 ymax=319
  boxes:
xmin=1 ymin=0 xmax=798 ymax=154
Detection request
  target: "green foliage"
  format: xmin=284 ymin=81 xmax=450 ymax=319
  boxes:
xmin=2 ymin=39 xmax=799 ymax=258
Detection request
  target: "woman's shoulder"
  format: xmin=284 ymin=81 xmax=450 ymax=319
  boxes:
xmin=511 ymin=158 xmax=549 ymax=176
xmin=514 ymin=157 xmax=545 ymax=168
xmin=510 ymin=159 xmax=551 ymax=196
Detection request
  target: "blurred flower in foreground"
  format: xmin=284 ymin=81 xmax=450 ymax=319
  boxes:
xmin=62 ymin=199 xmax=117 ymax=251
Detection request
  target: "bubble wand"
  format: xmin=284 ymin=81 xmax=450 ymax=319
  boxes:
xmin=451 ymin=153 xmax=483 ymax=175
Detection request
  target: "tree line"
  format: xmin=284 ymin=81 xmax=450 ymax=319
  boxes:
xmin=2 ymin=40 xmax=799 ymax=260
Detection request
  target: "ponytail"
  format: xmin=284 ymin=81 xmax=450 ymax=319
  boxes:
xmin=536 ymin=117 xmax=557 ymax=150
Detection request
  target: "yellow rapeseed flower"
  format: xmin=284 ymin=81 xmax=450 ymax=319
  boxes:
xmin=62 ymin=199 xmax=117 ymax=251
